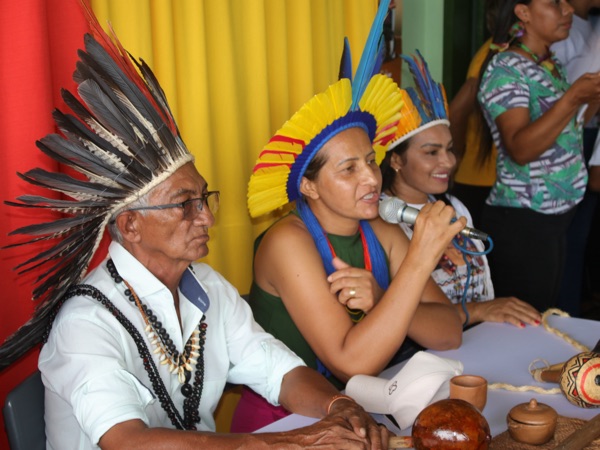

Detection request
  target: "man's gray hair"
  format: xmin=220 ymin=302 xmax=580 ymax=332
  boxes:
xmin=108 ymin=191 xmax=152 ymax=244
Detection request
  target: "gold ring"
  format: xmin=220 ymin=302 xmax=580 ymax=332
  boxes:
xmin=348 ymin=288 xmax=356 ymax=297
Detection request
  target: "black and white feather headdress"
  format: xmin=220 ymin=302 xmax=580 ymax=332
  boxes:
xmin=0 ymin=6 xmax=193 ymax=370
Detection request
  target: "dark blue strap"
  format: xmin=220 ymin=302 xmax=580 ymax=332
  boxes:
xmin=180 ymin=268 xmax=210 ymax=313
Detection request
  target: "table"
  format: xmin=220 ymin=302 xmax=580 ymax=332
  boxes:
xmin=258 ymin=314 xmax=600 ymax=440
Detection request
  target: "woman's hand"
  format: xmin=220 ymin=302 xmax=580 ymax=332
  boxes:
xmin=567 ymin=72 xmax=600 ymax=106
xmin=469 ymin=297 xmax=541 ymax=328
xmin=495 ymin=71 xmax=600 ymax=164
xmin=407 ymin=201 xmax=466 ymax=269
xmin=567 ymin=72 xmax=600 ymax=123
xmin=327 ymin=257 xmax=384 ymax=313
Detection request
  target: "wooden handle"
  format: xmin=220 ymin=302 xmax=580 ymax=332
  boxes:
xmin=388 ymin=436 xmax=413 ymax=449
xmin=532 ymin=362 xmax=565 ymax=383
xmin=553 ymin=413 xmax=600 ymax=450
xmin=537 ymin=368 xmax=562 ymax=383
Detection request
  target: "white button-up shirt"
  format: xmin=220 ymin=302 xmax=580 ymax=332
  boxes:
xmin=40 ymin=242 xmax=304 ymax=450
xmin=552 ymin=14 xmax=600 ymax=83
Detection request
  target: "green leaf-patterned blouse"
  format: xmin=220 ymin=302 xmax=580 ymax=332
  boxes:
xmin=478 ymin=51 xmax=587 ymax=214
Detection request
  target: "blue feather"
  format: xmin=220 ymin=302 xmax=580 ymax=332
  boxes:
xmin=372 ymin=36 xmax=386 ymax=77
xmin=351 ymin=0 xmax=391 ymax=109
xmin=339 ymin=31 xmax=385 ymax=82
xmin=338 ymin=37 xmax=353 ymax=81
xmin=401 ymin=50 xmax=448 ymax=122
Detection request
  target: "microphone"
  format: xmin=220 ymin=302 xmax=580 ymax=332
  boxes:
xmin=379 ymin=196 xmax=489 ymax=241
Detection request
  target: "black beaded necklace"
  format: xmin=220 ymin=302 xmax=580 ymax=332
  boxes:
xmin=43 ymin=260 xmax=208 ymax=429
xmin=107 ymin=259 xmax=202 ymax=384
xmin=58 ymin=284 xmax=189 ymax=428
xmin=105 ymin=259 xmax=207 ymax=430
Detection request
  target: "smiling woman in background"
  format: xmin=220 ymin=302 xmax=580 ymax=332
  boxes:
xmin=380 ymin=53 xmax=541 ymax=329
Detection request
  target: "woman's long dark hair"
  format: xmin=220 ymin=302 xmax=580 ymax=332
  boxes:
xmin=475 ymin=0 xmax=531 ymax=167
xmin=381 ymin=139 xmax=410 ymax=194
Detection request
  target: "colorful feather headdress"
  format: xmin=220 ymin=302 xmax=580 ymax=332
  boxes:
xmin=0 ymin=6 xmax=193 ymax=370
xmin=388 ymin=50 xmax=450 ymax=150
xmin=247 ymin=0 xmax=403 ymax=218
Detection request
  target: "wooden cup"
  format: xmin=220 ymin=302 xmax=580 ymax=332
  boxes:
xmin=449 ymin=375 xmax=487 ymax=412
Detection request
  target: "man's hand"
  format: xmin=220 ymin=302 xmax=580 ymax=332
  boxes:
xmin=325 ymin=396 xmax=392 ymax=449
xmin=281 ymin=397 xmax=392 ymax=449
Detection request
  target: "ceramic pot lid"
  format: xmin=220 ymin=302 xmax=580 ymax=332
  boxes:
xmin=508 ymin=398 xmax=558 ymax=426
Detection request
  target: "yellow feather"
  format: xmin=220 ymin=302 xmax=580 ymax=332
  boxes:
xmin=248 ymin=79 xmax=354 ymax=218
xmin=248 ymin=73 xmax=406 ymax=217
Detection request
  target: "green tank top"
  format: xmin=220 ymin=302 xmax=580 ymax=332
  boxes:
xmin=249 ymin=230 xmax=372 ymax=389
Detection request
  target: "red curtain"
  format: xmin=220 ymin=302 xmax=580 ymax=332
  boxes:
xmin=0 ymin=0 xmax=90 ymax=447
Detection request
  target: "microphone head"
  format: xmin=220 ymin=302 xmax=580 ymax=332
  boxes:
xmin=379 ymin=196 xmax=420 ymax=225
xmin=379 ymin=196 xmax=405 ymax=224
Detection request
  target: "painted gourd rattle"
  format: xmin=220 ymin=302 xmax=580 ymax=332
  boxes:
xmin=531 ymin=341 xmax=600 ymax=408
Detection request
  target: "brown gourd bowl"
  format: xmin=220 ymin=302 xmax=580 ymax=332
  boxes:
xmin=412 ymin=398 xmax=492 ymax=450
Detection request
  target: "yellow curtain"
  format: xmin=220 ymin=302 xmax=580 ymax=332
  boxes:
xmin=91 ymin=0 xmax=377 ymax=293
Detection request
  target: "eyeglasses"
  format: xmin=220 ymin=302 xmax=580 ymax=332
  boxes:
xmin=123 ymin=191 xmax=220 ymax=221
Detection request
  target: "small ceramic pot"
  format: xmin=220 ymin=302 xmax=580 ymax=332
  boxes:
xmin=507 ymin=398 xmax=558 ymax=445
xmin=449 ymin=374 xmax=488 ymax=411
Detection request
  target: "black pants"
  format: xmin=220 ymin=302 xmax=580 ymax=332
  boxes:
xmin=556 ymin=128 xmax=599 ymax=316
xmin=481 ymin=205 xmax=576 ymax=313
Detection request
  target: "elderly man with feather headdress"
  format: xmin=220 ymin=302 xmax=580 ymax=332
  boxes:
xmin=0 ymin=3 xmax=402 ymax=449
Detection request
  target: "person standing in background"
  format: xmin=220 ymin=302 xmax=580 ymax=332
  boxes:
xmin=477 ymin=0 xmax=600 ymax=313
xmin=450 ymin=0 xmax=501 ymax=229
xmin=551 ymin=0 xmax=600 ymax=316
